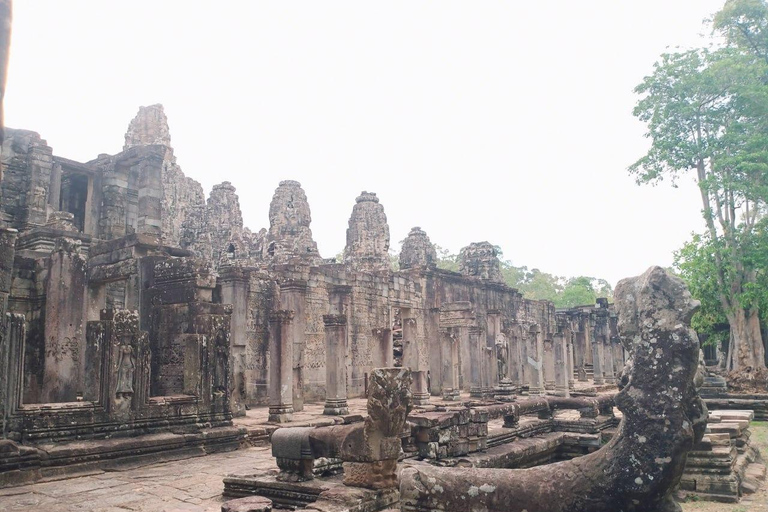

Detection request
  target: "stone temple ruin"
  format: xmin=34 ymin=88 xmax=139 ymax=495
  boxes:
xmin=0 ymin=106 xmax=765 ymax=510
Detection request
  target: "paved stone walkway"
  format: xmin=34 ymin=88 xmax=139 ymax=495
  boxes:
xmin=0 ymin=446 xmax=277 ymax=512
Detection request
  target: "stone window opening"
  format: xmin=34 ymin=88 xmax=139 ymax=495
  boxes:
xmin=227 ymin=243 xmax=236 ymax=259
xmin=59 ymin=173 xmax=89 ymax=232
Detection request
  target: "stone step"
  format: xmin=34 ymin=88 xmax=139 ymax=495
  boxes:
xmin=706 ymin=422 xmax=746 ymax=437
xmin=709 ymin=410 xmax=755 ymax=422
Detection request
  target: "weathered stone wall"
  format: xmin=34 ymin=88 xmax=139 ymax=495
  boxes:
xmin=0 ymin=129 xmax=53 ymax=229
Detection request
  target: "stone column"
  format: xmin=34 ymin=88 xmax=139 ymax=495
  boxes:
xmin=575 ymin=328 xmax=588 ymax=382
xmin=483 ymin=345 xmax=495 ymax=395
xmin=612 ymin=336 xmax=625 ymax=375
xmin=469 ymin=326 xmax=485 ymax=398
xmin=440 ymin=329 xmax=460 ymax=400
xmin=268 ymin=310 xmax=294 ymax=423
xmin=518 ymin=327 xmax=529 ymax=387
xmin=527 ymin=325 xmax=545 ymax=395
xmin=0 ymin=228 xmax=18 ymax=430
xmin=507 ymin=331 xmax=522 ymax=387
xmin=591 ymin=315 xmax=604 ymax=385
xmin=402 ymin=313 xmax=429 ymax=406
xmin=603 ymin=335 xmax=616 ymax=385
xmin=219 ymin=266 xmax=249 ymax=417
xmin=567 ymin=335 xmax=576 ymax=391
xmin=486 ymin=313 xmax=501 ymax=388
xmin=280 ymin=280 xmax=307 ymax=412
xmin=323 ymin=314 xmax=349 ymax=415
xmin=554 ymin=333 xmax=569 ymax=397
xmin=41 ymin=237 xmax=88 ymax=403
xmin=543 ymin=338 xmax=556 ymax=391
xmin=372 ymin=327 xmax=393 ymax=368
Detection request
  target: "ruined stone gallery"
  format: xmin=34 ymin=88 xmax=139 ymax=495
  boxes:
xmin=0 ymin=106 xmax=765 ymax=511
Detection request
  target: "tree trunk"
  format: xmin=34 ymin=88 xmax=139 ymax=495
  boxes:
xmin=728 ymin=306 xmax=766 ymax=370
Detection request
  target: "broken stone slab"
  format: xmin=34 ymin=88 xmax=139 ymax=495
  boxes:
xmin=709 ymin=410 xmax=755 ymax=422
xmin=221 ymin=496 xmax=273 ymax=512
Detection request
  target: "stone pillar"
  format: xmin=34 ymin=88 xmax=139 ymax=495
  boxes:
xmin=323 ymin=314 xmax=349 ymax=415
xmin=486 ymin=313 xmax=501 ymax=388
xmin=603 ymin=335 xmax=616 ymax=385
xmin=440 ymin=329 xmax=460 ymax=400
xmin=483 ymin=345 xmax=495 ymax=395
xmin=0 ymin=228 xmax=18 ymax=432
xmin=280 ymin=280 xmax=307 ymax=412
xmin=543 ymin=338 xmax=556 ymax=391
xmin=469 ymin=326 xmax=485 ymax=398
xmin=527 ymin=325 xmax=545 ymax=395
xmin=41 ymin=237 xmax=88 ymax=403
xmin=612 ymin=336 xmax=624 ymax=376
xmin=507 ymin=331 xmax=522 ymax=387
xmin=219 ymin=266 xmax=249 ymax=417
xmin=269 ymin=310 xmax=294 ymax=423
xmin=591 ymin=315 xmax=604 ymax=385
xmin=554 ymin=333 xmax=569 ymax=397
xmin=402 ymin=312 xmax=429 ymax=406
xmin=372 ymin=327 xmax=393 ymax=369
xmin=519 ymin=328 xmax=529 ymax=387
xmin=575 ymin=328 xmax=588 ymax=381
xmin=567 ymin=335 xmax=576 ymax=391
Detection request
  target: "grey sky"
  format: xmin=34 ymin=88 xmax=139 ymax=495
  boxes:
xmin=4 ymin=1 xmax=726 ymax=285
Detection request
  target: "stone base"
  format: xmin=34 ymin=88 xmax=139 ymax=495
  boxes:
xmin=323 ymin=399 xmax=349 ymax=416
xmin=545 ymin=381 xmax=556 ymax=391
xmin=469 ymin=387 xmax=485 ymax=398
xmin=342 ymin=460 xmax=398 ymax=489
xmin=528 ymin=386 xmax=545 ymax=396
xmin=412 ymin=393 xmax=431 ymax=406
xmin=268 ymin=405 xmax=294 ymax=423
xmin=494 ymin=380 xmax=517 ymax=401
xmin=442 ymin=389 xmax=460 ymax=401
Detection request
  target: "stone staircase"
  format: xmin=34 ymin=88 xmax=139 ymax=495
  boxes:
xmin=678 ymin=410 xmax=766 ymax=503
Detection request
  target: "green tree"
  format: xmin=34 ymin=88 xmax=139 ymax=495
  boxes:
xmin=433 ymin=244 xmax=460 ymax=272
xmin=556 ymin=277 xmax=598 ymax=308
xmin=631 ymin=1 xmax=768 ymax=370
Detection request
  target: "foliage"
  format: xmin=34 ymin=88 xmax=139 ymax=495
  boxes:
xmin=434 ymin=244 xmax=460 ymax=272
xmin=674 ymin=234 xmax=732 ymax=347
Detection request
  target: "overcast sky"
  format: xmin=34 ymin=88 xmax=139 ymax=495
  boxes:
xmin=5 ymin=1 xmax=727 ymax=285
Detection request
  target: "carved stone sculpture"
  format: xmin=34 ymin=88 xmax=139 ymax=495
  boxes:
xmin=400 ymin=266 xmax=707 ymax=512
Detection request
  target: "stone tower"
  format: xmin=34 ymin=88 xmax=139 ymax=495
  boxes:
xmin=459 ymin=241 xmax=503 ymax=283
xmin=206 ymin=181 xmax=244 ymax=263
xmin=124 ymin=104 xmax=172 ymax=150
xmin=263 ymin=180 xmax=319 ymax=263
xmin=399 ymin=226 xmax=437 ymax=270
xmin=344 ymin=191 xmax=390 ymax=271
